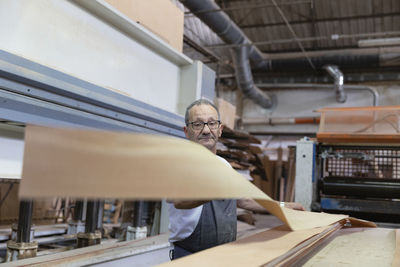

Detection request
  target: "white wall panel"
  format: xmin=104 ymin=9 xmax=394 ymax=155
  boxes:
xmin=0 ymin=0 xmax=189 ymax=114
xmin=0 ymin=128 xmax=24 ymax=179
xmin=238 ymin=84 xmax=400 ymax=133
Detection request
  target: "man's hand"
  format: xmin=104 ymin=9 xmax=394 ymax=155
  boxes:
xmin=282 ymin=202 xmax=306 ymax=211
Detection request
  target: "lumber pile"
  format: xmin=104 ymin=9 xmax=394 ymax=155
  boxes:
xmin=217 ymin=127 xmax=296 ymax=202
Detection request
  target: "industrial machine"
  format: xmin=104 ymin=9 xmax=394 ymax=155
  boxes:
xmin=0 ymin=1 xmax=215 ymax=264
xmin=295 ymin=106 xmax=400 ymax=224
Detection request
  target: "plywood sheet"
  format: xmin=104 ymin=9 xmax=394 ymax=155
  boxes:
xmin=20 ymin=125 xmax=374 ymax=231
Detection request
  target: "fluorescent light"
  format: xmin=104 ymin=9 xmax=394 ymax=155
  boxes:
xmin=358 ymin=37 xmax=400 ymax=47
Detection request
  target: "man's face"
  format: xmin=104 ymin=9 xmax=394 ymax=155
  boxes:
xmin=184 ymin=104 xmax=223 ymax=154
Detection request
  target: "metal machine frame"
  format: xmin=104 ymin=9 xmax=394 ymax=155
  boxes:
xmin=295 ymin=138 xmax=400 ymax=223
xmin=0 ymin=49 xmax=187 ymax=262
xmin=0 ymin=49 xmax=185 ymax=136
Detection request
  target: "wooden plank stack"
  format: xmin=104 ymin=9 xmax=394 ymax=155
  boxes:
xmin=217 ymin=127 xmax=296 ymax=202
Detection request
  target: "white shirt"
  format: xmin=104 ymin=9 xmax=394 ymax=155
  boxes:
xmin=168 ymin=156 xmax=231 ymax=243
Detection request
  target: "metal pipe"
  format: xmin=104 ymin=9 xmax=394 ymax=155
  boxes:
xmin=207 ymin=31 xmax=400 ymax=49
xmin=347 ymin=85 xmax=379 ymax=106
xmin=180 ymin=0 xmax=265 ymax=67
xmin=267 ymin=47 xmax=400 ymax=60
xmin=323 ymin=65 xmax=346 ymax=103
xmin=180 ymin=0 xmax=273 ymax=108
xmin=254 ymin=72 xmax=400 ymax=83
xmin=184 ymin=0 xmax=311 ymax=15
xmin=255 ymin=83 xmax=379 ymax=106
xmin=268 ymin=55 xmax=379 ymax=71
xmin=16 ymin=200 xmax=34 ymax=243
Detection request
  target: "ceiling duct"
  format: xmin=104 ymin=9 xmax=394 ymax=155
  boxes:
xmin=262 ymin=47 xmax=400 ymax=71
xmin=323 ymin=65 xmax=346 ymax=103
xmin=180 ymin=0 xmax=273 ymax=108
xmin=266 ymin=55 xmax=380 ymax=72
xmin=231 ymin=46 xmax=273 ymax=108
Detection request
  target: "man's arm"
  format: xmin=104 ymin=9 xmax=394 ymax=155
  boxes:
xmin=237 ymin=199 xmax=306 ymax=212
xmin=282 ymin=201 xmax=305 ymax=211
xmin=171 ymin=199 xmax=306 ymax=210
xmin=237 ymin=199 xmax=268 ymax=213
xmin=169 ymin=200 xmax=209 ymax=209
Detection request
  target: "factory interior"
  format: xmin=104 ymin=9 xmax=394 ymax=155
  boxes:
xmin=0 ymin=0 xmax=400 ymax=266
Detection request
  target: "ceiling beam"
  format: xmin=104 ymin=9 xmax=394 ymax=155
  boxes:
xmin=206 ymin=31 xmax=400 ymax=49
xmin=183 ymin=35 xmax=220 ymax=63
xmin=270 ymin=0 xmax=316 ymax=70
xmin=238 ymin=12 xmax=400 ymax=29
xmin=309 ymin=0 xmax=319 ymax=49
xmin=185 ymin=0 xmax=311 ymax=16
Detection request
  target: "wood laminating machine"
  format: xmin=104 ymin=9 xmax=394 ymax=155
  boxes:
xmin=295 ymin=106 xmax=400 ymax=223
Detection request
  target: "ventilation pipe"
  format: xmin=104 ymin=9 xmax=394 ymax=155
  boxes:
xmin=323 ymin=65 xmax=346 ymax=103
xmin=231 ymin=46 xmax=273 ymax=108
xmin=180 ymin=0 xmax=273 ymax=108
xmin=266 ymin=55 xmax=379 ymax=71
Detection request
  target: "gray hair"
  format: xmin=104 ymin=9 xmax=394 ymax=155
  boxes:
xmin=185 ymin=99 xmax=220 ymax=125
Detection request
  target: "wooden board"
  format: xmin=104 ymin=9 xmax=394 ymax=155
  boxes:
xmin=215 ymin=98 xmax=236 ymax=129
xmin=104 ymin=0 xmax=184 ymax=52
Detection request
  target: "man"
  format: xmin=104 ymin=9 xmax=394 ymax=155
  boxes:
xmin=168 ymin=99 xmax=304 ymax=260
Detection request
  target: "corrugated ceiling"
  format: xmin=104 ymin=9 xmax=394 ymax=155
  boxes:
xmin=180 ymin=0 xmax=400 ymax=52
xmin=175 ymin=0 xmax=400 ymax=78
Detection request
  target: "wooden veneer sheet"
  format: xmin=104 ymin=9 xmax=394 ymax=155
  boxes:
xmin=158 ymin=224 xmax=335 ymax=267
xmin=20 ymin=125 xmax=375 ymax=231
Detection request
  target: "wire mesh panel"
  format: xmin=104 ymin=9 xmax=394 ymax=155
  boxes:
xmin=323 ymin=146 xmax=400 ymax=180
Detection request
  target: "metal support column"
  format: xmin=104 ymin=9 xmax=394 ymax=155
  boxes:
xmin=16 ymin=200 xmax=34 ymax=243
xmin=74 ymin=200 xmax=84 ymax=221
xmin=67 ymin=200 xmax=85 ymax=235
xmin=77 ymin=200 xmax=102 ymax=248
xmin=127 ymin=201 xmax=147 ymax=240
xmin=295 ymin=138 xmax=316 ymax=211
xmin=97 ymin=200 xmax=105 ymax=232
xmin=5 ymin=200 xmax=38 ymax=261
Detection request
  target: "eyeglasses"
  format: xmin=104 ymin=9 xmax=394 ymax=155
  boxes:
xmin=188 ymin=120 xmax=221 ymax=131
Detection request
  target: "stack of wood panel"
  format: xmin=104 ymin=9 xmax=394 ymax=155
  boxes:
xmin=217 ymin=127 xmax=296 ymax=202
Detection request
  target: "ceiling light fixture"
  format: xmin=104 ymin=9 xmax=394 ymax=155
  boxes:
xmin=358 ymin=37 xmax=400 ymax=47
